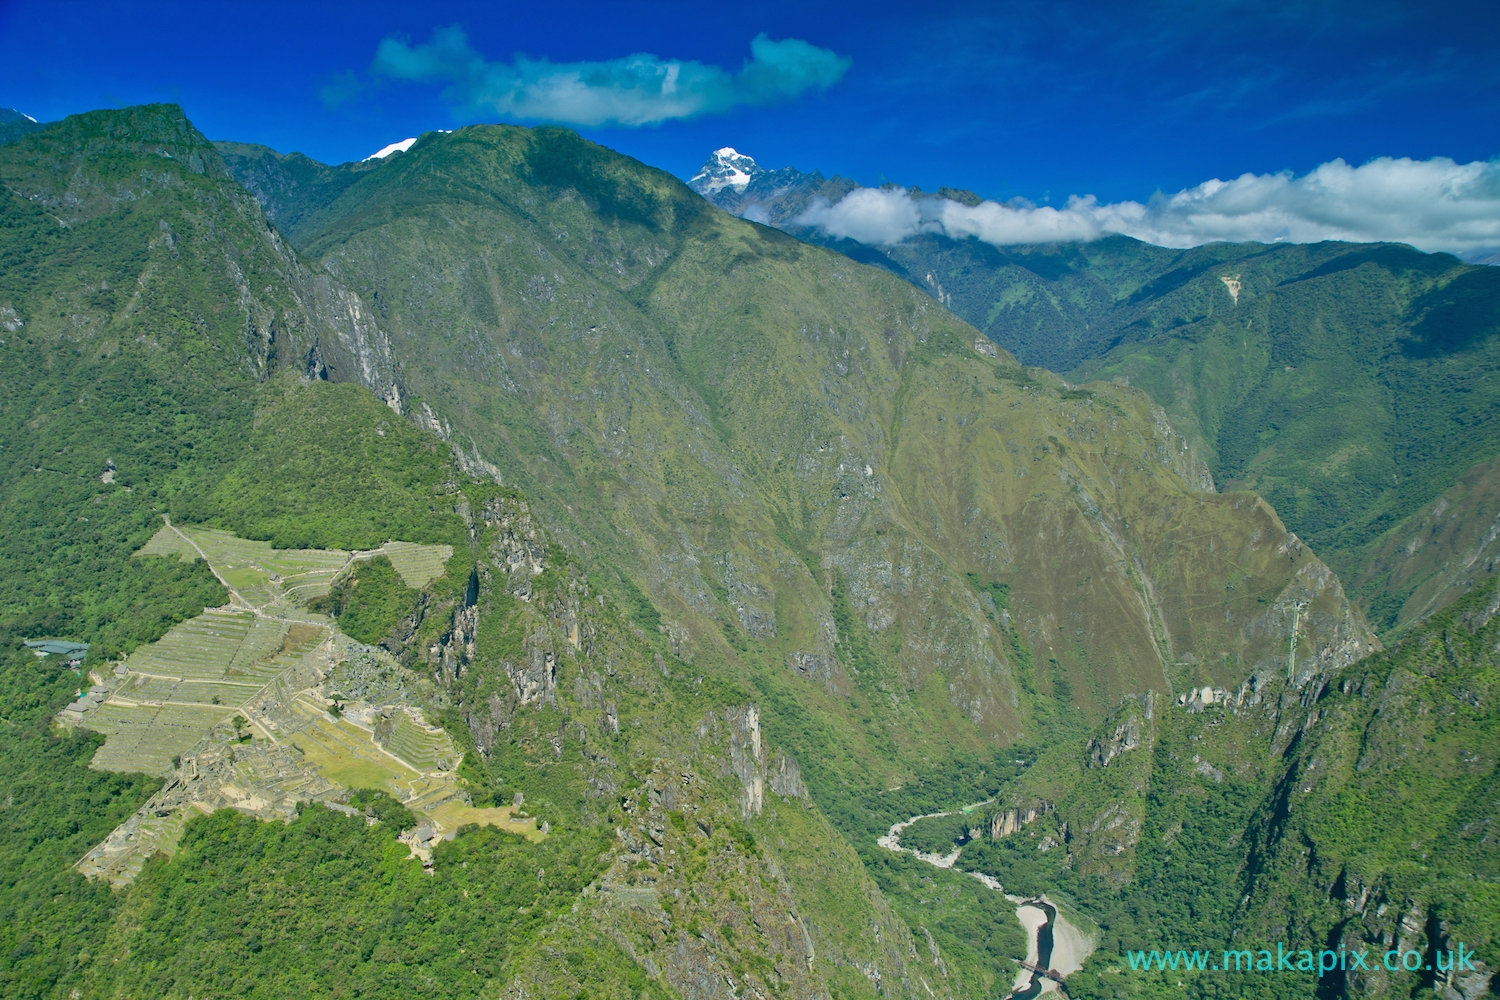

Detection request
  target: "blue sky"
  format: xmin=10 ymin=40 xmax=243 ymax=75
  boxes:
xmin=2 ymin=0 xmax=1497 ymax=210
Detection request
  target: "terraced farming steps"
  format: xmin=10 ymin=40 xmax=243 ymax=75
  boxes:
xmin=363 ymin=540 xmax=453 ymax=589
xmin=177 ymin=527 xmax=350 ymax=606
xmin=70 ymin=525 xmax=514 ymax=886
xmin=74 ymin=606 xmax=336 ymax=774
xmin=84 ymin=702 xmax=236 ymax=774
xmin=375 ymin=708 xmax=457 ymax=772
xmin=133 ymin=523 xmax=452 ymax=609
xmin=124 ymin=609 xmax=259 ymax=678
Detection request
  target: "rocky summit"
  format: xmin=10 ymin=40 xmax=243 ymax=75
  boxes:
xmin=0 ymin=106 xmax=1494 ymax=1000
xmin=690 ymin=147 xmax=764 ymax=194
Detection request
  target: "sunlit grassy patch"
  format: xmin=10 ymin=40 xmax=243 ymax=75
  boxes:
xmin=367 ymin=541 xmax=454 ymax=589
xmin=290 ymin=715 xmax=420 ymax=793
xmin=428 ymin=801 xmax=545 ymax=842
xmin=133 ymin=524 xmax=200 ymax=562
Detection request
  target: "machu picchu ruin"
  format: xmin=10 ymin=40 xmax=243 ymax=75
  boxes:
xmin=58 ymin=522 xmax=532 ymax=885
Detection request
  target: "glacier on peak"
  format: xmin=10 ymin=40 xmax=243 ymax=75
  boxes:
xmin=688 ymin=146 xmax=852 ymax=229
xmin=689 ymin=147 xmax=764 ymax=194
xmin=364 ymin=137 xmax=418 ymax=161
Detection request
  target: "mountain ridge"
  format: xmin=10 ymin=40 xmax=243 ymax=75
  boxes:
xmin=4 ymin=105 xmax=1493 ymax=1000
xmin=687 ymin=149 xmax=1500 ymax=637
xmin=239 ymin=121 xmax=1378 ymax=726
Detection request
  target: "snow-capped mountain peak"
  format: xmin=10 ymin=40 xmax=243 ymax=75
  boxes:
xmin=364 ymin=137 xmax=417 ymax=161
xmin=689 ymin=147 xmax=764 ymax=195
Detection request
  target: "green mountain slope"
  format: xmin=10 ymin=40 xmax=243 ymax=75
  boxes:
xmin=692 ymin=163 xmax=1499 ymax=634
xmin=214 ymin=140 xmax=384 ymax=245
xmin=12 ymin=105 xmax=1476 ymax=1000
xmin=924 ymin=576 xmax=1500 ymax=1000
xmin=1 ymin=104 xmax=310 ymax=655
xmin=0 ymin=106 xmax=1007 ymax=1000
xmin=1054 ymin=240 xmax=1500 ymax=632
xmin=253 ymin=123 xmax=1377 ymax=729
xmin=0 ymin=104 xmax=468 ymax=998
xmin=1352 ymin=453 xmax=1500 ymax=631
xmin=207 ymin=122 xmax=1442 ymax=994
xmin=787 ymin=223 xmax=1500 ymax=635
xmin=0 ymin=108 xmax=48 ymax=146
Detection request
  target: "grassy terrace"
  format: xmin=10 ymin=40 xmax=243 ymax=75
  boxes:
xmin=288 ymin=696 xmax=418 ymax=787
xmin=237 ymin=622 xmax=329 ymax=680
xmin=179 ymin=526 xmax=351 ymax=605
xmin=85 ymin=703 xmax=236 ymax=774
xmin=379 ymin=711 xmax=454 ymax=772
xmin=120 ymin=609 xmax=259 ymax=679
xmin=82 ymin=599 xmax=330 ymax=773
xmin=364 ymin=540 xmax=454 ymax=589
xmin=136 ymin=523 xmax=454 ymax=604
xmin=118 ymin=674 xmax=260 ymax=705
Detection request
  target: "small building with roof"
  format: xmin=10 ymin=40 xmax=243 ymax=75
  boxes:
xmin=23 ymin=639 xmax=89 ymax=667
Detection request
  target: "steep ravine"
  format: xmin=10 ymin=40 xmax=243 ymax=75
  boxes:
xmin=879 ymin=804 xmax=1096 ymax=997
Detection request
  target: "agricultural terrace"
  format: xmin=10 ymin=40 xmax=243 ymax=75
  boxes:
xmin=79 ymin=609 xmax=329 ymax=774
xmin=134 ymin=523 xmax=451 ymax=609
xmin=84 ymin=702 xmax=243 ymax=775
xmin=68 ymin=524 xmax=526 ymax=884
xmin=362 ymin=540 xmax=453 ymax=589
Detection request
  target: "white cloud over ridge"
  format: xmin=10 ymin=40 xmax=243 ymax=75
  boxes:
xmin=793 ymin=157 xmax=1500 ymax=256
xmin=373 ymin=28 xmax=850 ymax=128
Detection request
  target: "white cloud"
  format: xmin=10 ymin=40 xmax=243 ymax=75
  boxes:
xmin=373 ymin=28 xmax=850 ymax=128
xmin=791 ymin=156 xmax=1500 ymax=255
xmin=797 ymin=187 xmax=926 ymax=244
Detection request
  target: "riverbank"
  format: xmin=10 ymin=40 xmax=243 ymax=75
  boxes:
xmin=1014 ymin=903 xmax=1051 ymax=996
xmin=879 ymin=807 xmax=1096 ymax=998
xmin=1045 ymin=898 xmax=1091 ymax=976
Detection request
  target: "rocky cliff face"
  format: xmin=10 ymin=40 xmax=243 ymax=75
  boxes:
xmin=420 ymin=494 xmax=958 ymax=999
xmin=971 ymin=580 xmax=1499 ymax=998
xmin=0 ymin=105 xmax=406 ymax=418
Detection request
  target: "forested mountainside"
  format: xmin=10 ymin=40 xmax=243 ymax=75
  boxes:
xmin=1 ymin=105 xmax=980 ymax=1000
xmin=1049 ymin=239 xmax=1500 ymax=635
xmin=907 ymin=576 xmax=1499 ymax=1000
xmin=0 ymin=105 xmax=1490 ymax=1000
xmin=691 ymin=166 xmax=1500 ymax=637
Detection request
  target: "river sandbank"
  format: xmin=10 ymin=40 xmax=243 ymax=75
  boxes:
xmin=880 ymin=807 xmax=1096 ymax=997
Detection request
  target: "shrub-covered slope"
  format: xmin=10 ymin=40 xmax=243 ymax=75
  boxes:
xmin=694 ymin=173 xmax=1500 ymax=634
xmin=913 ymin=578 xmax=1500 ymax=1000
xmin=214 ymin=140 xmax=382 ymax=246
xmin=254 ymin=124 xmax=1375 ymax=734
xmin=843 ymin=228 xmax=1500 ymax=635
xmin=1353 ymin=452 xmax=1500 ymax=633
xmin=1055 ymin=241 xmax=1500 ymax=632
xmin=0 ymin=106 xmax=1000 ymax=1000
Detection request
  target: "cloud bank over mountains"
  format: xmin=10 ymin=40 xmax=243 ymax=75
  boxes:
xmin=793 ymin=156 xmax=1500 ymax=256
xmin=373 ymin=27 xmax=850 ymax=128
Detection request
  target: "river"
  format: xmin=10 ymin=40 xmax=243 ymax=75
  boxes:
xmin=878 ymin=804 xmax=1094 ymax=998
